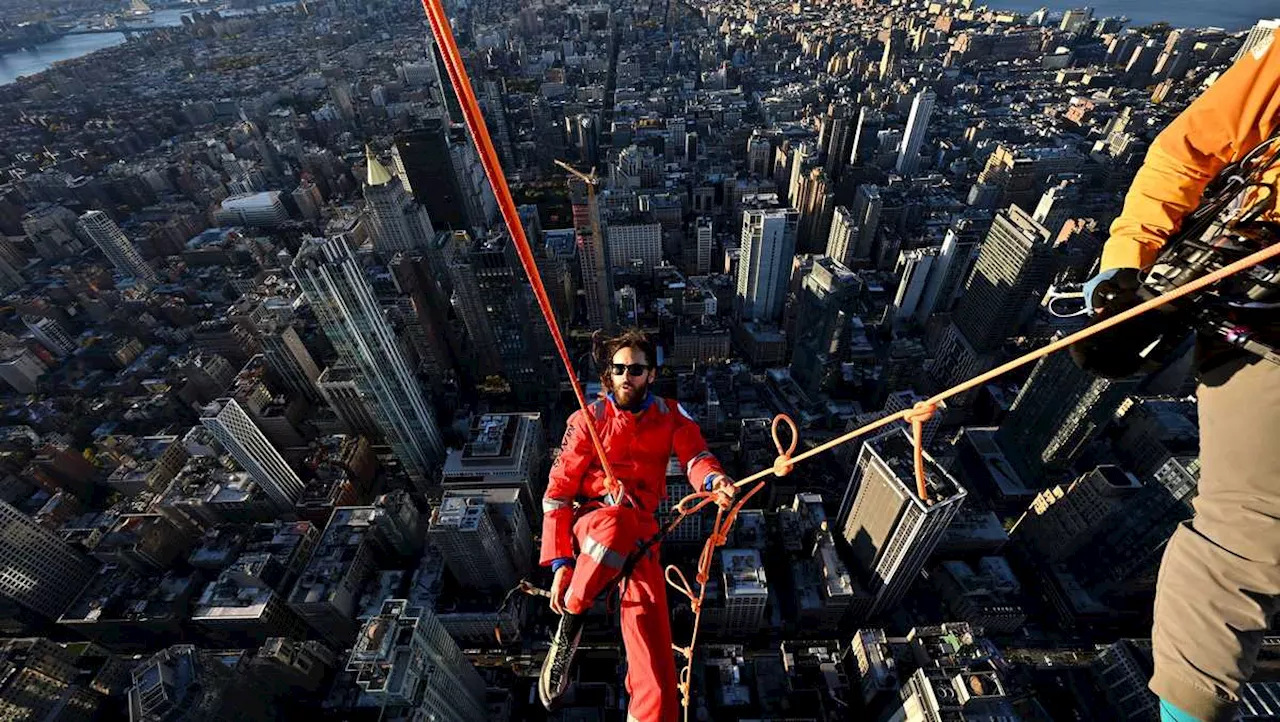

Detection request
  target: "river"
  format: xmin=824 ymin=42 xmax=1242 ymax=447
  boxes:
xmin=0 ymin=6 xmax=282 ymax=86
xmin=984 ymin=0 xmax=1274 ymax=31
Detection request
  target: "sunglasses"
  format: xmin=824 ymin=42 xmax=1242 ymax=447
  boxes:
xmin=610 ymin=363 xmax=651 ymax=377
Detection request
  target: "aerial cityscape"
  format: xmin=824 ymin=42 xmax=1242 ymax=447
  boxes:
xmin=0 ymin=0 xmax=1276 ymax=720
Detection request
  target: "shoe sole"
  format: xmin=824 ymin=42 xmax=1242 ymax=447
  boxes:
xmin=538 ymin=623 xmax=582 ymax=710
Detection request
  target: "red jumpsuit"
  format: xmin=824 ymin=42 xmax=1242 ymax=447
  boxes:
xmin=541 ymin=395 xmax=725 ymax=722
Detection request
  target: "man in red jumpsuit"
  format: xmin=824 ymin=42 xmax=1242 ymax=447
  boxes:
xmin=538 ymin=329 xmax=734 ymax=721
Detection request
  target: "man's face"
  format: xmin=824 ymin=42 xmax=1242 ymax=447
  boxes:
xmin=610 ymin=346 xmax=655 ymax=407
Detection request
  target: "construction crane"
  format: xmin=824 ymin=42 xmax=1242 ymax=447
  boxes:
xmin=554 ymin=159 xmax=614 ymax=331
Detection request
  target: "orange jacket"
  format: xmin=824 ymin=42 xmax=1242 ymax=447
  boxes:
xmin=1103 ymin=31 xmax=1280 ymax=272
xmin=540 ymin=395 xmax=725 ymax=565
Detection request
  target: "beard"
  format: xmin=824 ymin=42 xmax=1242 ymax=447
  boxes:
xmin=613 ymin=378 xmax=649 ymax=408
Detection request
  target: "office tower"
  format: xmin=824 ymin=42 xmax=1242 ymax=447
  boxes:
xmin=428 ymin=495 xmax=518 ymax=592
xmin=389 ymin=253 xmax=464 ymax=388
xmin=316 ymin=366 xmax=383 ymax=439
xmin=666 ymin=118 xmax=687 ymax=163
xmin=446 ymin=233 xmax=554 ymax=400
xmin=890 ymin=246 xmax=942 ymax=328
xmin=293 ymin=236 xmax=443 ymax=486
xmin=608 ymin=222 xmax=662 ymax=269
xmin=790 ymin=257 xmax=859 ymax=394
xmin=746 ymin=131 xmax=773 ymax=177
xmin=895 ymin=90 xmax=936 ymax=176
xmin=1015 ymin=466 xmax=1143 ymax=564
xmin=76 ymin=211 xmax=158 ymax=285
xmin=787 ymin=141 xmax=818 ymax=207
xmin=1032 ymin=177 xmax=1082 ymax=240
xmin=976 ymin=145 xmax=1084 ymax=212
xmin=1092 ymin=639 xmax=1161 ymax=722
xmin=442 ymin=413 xmax=546 ymax=522
xmin=995 ymin=337 xmax=1137 ymax=481
xmin=23 ymin=316 xmax=75 ymax=358
xmin=362 ymin=147 xmax=435 ymax=254
xmin=346 ymin=600 xmax=487 ymax=722
xmin=612 ymin=144 xmax=661 ymax=188
xmin=22 ymin=204 xmax=85 ymax=261
xmin=695 ymin=217 xmax=713 ymax=275
xmin=292 ymin=180 xmax=323 ymax=222
xmin=838 ymin=430 xmax=966 ymax=621
xmin=820 ymin=101 xmax=854 ymax=180
xmin=570 ymin=177 xmax=614 ymax=331
xmin=0 ymin=347 xmax=46 ymax=393
xmin=576 ymin=113 xmax=600 ymax=167
xmin=952 ymin=205 xmax=1053 ymax=352
xmin=879 ymin=29 xmax=905 ymax=81
xmin=795 ymin=167 xmax=835 ymax=254
xmin=852 ymin=185 xmax=883 ymax=262
xmin=258 ymin=321 xmax=323 ymax=404
xmin=1236 ymin=19 xmax=1280 ymax=61
xmin=1059 ymin=6 xmax=1093 ymax=34
xmin=916 ymin=219 xmax=982 ymax=320
xmin=736 ymin=208 xmax=799 ymax=323
xmin=851 ymin=108 xmax=885 ymax=166
xmin=825 ymin=205 xmax=859 ymax=268
xmin=722 ymin=549 xmax=768 ymax=636
xmin=0 ymin=500 xmax=96 ymax=623
xmin=391 ymin=121 xmax=469 ymax=230
xmin=200 ymin=397 xmax=304 ymax=511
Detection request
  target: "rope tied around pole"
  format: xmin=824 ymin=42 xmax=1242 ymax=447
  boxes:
xmin=904 ymin=401 xmax=937 ymax=503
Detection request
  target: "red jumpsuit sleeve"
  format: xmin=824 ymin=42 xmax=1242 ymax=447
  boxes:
xmin=1103 ymin=32 xmax=1280 ymax=271
xmin=671 ymin=401 xmax=726 ymax=493
xmin=540 ymin=409 xmax=595 ymax=565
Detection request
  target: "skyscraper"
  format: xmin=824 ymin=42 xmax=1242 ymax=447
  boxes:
xmin=825 ymin=205 xmax=859 ymax=268
xmin=1032 ymin=176 xmax=1083 ymax=239
xmin=787 ymin=141 xmax=818 ymax=208
xmin=76 ymin=211 xmax=158 ymax=285
xmin=820 ymin=101 xmax=855 ymax=180
xmin=570 ymin=177 xmax=614 ymax=331
xmin=951 ymin=205 xmax=1053 ymax=353
xmin=851 ymin=185 xmax=883 ymax=263
xmin=722 ymin=549 xmax=768 ymax=636
xmin=736 ymin=208 xmax=799 ymax=323
xmin=391 ymin=120 xmax=468 ymax=230
xmin=22 ymin=204 xmax=85 ymax=261
xmin=316 ymin=366 xmax=383 ymax=440
xmin=0 ymin=500 xmax=97 ymax=623
xmin=346 ymin=599 xmax=487 ymax=722
xmin=838 ymin=430 xmax=966 ymax=621
xmin=746 ymin=131 xmax=773 ymax=177
xmin=427 ymin=495 xmax=518 ymax=592
xmin=851 ymin=108 xmax=885 ymax=166
xmin=200 ymin=397 xmax=304 ymax=512
xmin=292 ymin=236 xmax=443 ymax=486
xmin=695 ymin=216 xmax=714 ymax=275
xmin=895 ymin=90 xmax=936 ymax=176
xmin=995 ymin=338 xmax=1138 ymax=482
xmin=362 ymin=146 xmax=435 ymax=254
xmin=890 ymin=246 xmax=942 ymax=328
xmin=259 ymin=321 xmax=324 ymax=405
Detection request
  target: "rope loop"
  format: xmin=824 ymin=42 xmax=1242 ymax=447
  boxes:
xmin=770 ymin=413 xmax=798 ymax=477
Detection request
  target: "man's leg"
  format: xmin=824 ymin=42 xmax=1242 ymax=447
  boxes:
xmin=565 ymin=505 xmax=643 ymax=614
xmin=1150 ymin=349 xmax=1280 ymax=721
xmin=619 ymin=539 xmax=679 ymax=722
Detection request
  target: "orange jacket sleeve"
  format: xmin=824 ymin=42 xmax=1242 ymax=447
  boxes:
xmin=540 ymin=409 xmax=594 ymax=565
xmin=1102 ymin=32 xmax=1280 ymax=271
xmin=671 ymin=402 xmax=726 ymax=493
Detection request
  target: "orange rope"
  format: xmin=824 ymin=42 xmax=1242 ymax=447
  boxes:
xmin=416 ymin=0 xmax=1280 ymax=714
xmin=419 ymin=0 xmax=620 ymax=497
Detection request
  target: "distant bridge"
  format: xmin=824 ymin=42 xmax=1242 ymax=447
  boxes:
xmin=61 ymin=26 xmax=163 ymax=36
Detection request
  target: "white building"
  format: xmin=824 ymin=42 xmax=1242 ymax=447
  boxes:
xmin=896 ymin=90 xmax=936 ymax=176
xmin=0 ymin=347 xmax=46 ymax=393
xmin=722 ymin=548 xmax=768 ymax=636
xmin=736 ymin=208 xmax=798 ymax=322
xmin=200 ymin=398 xmax=303 ymax=512
xmin=76 ymin=211 xmax=158 ymax=284
xmin=607 ymin=222 xmax=662 ymax=269
xmin=215 ymin=192 xmax=289 ymax=228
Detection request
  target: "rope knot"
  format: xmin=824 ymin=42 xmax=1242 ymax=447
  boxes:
xmin=904 ymin=400 xmax=936 ymax=425
xmin=771 ymin=414 xmax=798 ymax=478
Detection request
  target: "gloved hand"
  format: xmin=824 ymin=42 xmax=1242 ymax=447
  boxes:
xmin=1071 ymin=266 xmax=1183 ymax=378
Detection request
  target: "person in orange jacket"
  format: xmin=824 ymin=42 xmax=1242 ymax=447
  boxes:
xmin=1081 ymin=30 xmax=1280 ymax=722
xmin=537 ymin=329 xmax=734 ymax=720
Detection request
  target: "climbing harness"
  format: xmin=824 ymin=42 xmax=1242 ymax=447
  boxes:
xmin=416 ymin=0 xmax=1280 ymax=714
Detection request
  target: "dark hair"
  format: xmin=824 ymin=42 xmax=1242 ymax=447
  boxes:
xmin=595 ymin=328 xmax=656 ymax=391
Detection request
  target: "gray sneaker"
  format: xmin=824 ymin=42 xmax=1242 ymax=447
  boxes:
xmin=538 ymin=612 xmax=584 ymax=710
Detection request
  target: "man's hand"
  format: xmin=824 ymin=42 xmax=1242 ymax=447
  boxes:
xmin=549 ymin=565 xmax=572 ymax=615
xmin=710 ymin=475 xmax=737 ymax=510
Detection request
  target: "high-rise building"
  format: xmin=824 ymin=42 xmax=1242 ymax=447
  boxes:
xmin=1032 ymin=177 xmax=1082 ymax=239
xmin=293 ymin=236 xmax=443 ymax=486
xmin=200 ymin=398 xmax=304 ymax=512
xmin=722 ymin=549 xmax=768 ymax=636
xmin=0 ymin=500 xmax=97 ymax=623
xmin=851 ymin=185 xmax=883 ymax=262
xmin=746 ymin=131 xmax=773 ymax=177
xmin=795 ymin=167 xmax=835 ymax=254
xmin=787 ymin=141 xmax=818 ymax=208
xmin=890 ymin=246 xmax=942 ymax=328
xmin=915 ymin=218 xmax=982 ymax=321
xmin=362 ymin=147 xmax=435 ymax=254
xmin=391 ymin=121 xmax=468 ymax=230
xmin=1236 ymin=19 xmax=1280 ymax=61
xmin=214 ymin=192 xmax=290 ymax=228
xmin=695 ymin=216 xmax=713 ymax=275
xmin=895 ymin=90 xmax=936 ymax=176
xmin=1059 ymin=6 xmax=1093 ymax=34
xmin=316 ymin=366 xmax=383 ymax=440
xmin=838 ymin=430 xmax=966 ymax=621
xmin=22 ymin=204 xmax=85 ymax=261
xmin=820 ymin=101 xmax=855 ymax=180
xmin=736 ymin=208 xmax=799 ymax=323
xmin=995 ymin=340 xmax=1137 ymax=482
xmin=570 ymin=177 xmax=614 ymax=331
xmin=951 ymin=205 xmax=1053 ymax=353
xmin=0 ymin=347 xmax=47 ymax=393
xmin=1014 ymin=466 xmax=1143 ymax=564
xmin=825 ymin=205 xmax=859 ymax=268
xmin=258 ymin=321 xmax=323 ymax=405
xmin=851 ymin=108 xmax=885 ymax=166
xmin=607 ymin=222 xmax=662 ymax=269
xmin=441 ymin=413 xmax=546 ymax=521
xmin=345 ymin=599 xmax=487 ymax=722
xmin=427 ymin=495 xmax=518 ymax=592
xmin=76 ymin=211 xmax=158 ymax=285
xmin=23 ymin=316 xmax=76 ymax=358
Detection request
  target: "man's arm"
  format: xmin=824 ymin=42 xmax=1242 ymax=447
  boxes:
xmin=540 ymin=410 xmax=594 ymax=567
xmin=1103 ymin=33 xmax=1280 ymax=271
xmin=671 ymin=402 xmax=727 ymax=492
